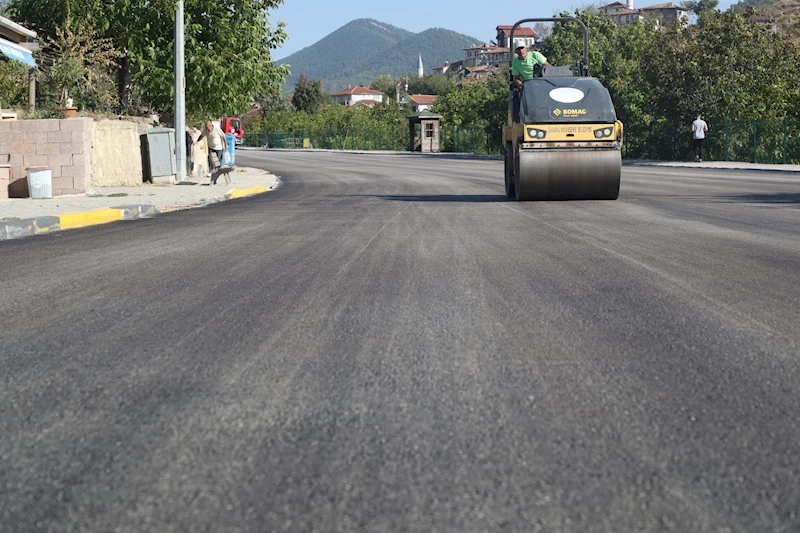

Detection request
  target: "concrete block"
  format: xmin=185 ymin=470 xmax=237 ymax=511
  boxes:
xmin=9 ymin=154 xmax=23 ymax=167
xmin=0 ymin=165 xmax=9 ymax=200
xmin=72 ymin=130 xmax=91 ymax=143
xmin=61 ymin=165 xmax=88 ymax=178
xmin=59 ymin=118 xmax=92 ymax=131
xmin=61 ymin=143 xmax=86 ymax=155
xmin=72 ymin=175 xmax=88 ymax=192
xmin=23 ymin=154 xmax=48 ymax=167
xmin=36 ymin=120 xmax=62 ymax=132
xmin=37 ymin=143 xmax=62 ymax=155
xmin=24 ymin=132 xmax=49 ymax=144
xmin=0 ymin=132 xmax=9 ymax=144
xmin=0 ymin=121 xmax=10 ymax=133
xmin=52 ymin=176 xmax=74 ymax=190
xmin=48 ymin=153 xmax=72 ymax=167
xmin=50 ymin=165 xmax=62 ymax=178
xmin=48 ymin=131 xmax=73 ymax=143
xmin=0 ymin=144 xmax=10 ymax=155
xmin=72 ymin=153 xmax=89 ymax=166
xmin=18 ymin=121 xmax=37 ymax=132
xmin=20 ymin=142 xmax=36 ymax=156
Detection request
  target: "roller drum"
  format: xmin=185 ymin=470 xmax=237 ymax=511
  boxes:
xmin=515 ymin=149 xmax=620 ymax=201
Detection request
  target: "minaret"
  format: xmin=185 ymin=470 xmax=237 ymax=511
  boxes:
xmin=626 ymin=0 xmax=634 ymax=8
xmin=417 ymin=53 xmax=424 ymax=77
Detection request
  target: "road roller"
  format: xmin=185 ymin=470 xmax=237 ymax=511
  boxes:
xmin=504 ymin=17 xmax=622 ymax=201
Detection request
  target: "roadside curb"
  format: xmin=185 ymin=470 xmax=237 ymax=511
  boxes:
xmin=0 ymin=204 xmax=159 ymax=242
xmin=225 ymin=186 xmax=270 ymax=200
xmin=622 ymin=160 xmax=800 ymax=174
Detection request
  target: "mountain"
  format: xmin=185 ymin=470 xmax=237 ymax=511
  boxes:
xmin=278 ymin=19 xmax=481 ymax=93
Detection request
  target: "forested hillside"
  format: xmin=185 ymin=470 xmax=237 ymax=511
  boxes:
xmin=732 ymin=0 xmax=800 ymax=32
xmin=278 ymin=19 xmax=479 ymax=93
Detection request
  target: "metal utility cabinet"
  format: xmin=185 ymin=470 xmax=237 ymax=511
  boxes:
xmin=142 ymin=127 xmax=177 ymax=183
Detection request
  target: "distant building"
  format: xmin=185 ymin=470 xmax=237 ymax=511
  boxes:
xmin=463 ymin=43 xmax=510 ymax=68
xmin=329 ymin=85 xmax=384 ymax=107
xmin=408 ymin=94 xmax=436 ymax=113
xmin=495 ymin=25 xmax=536 ymax=49
xmin=601 ymin=1 xmax=687 ymax=27
xmin=432 ymin=60 xmax=463 ymax=76
xmin=456 ymin=64 xmax=502 ymax=87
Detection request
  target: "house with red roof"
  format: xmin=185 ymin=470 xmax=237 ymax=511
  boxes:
xmin=495 ymin=25 xmax=537 ymax=50
xmin=408 ymin=94 xmax=436 ymax=113
xmin=330 ymin=85 xmax=384 ymax=107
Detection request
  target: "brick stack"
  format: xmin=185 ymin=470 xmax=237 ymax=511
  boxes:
xmin=0 ymin=118 xmax=93 ymax=198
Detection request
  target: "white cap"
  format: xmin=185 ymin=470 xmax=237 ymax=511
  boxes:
xmin=512 ymin=39 xmax=526 ymax=50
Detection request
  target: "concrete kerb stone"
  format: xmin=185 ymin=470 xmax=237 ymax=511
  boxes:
xmin=0 ymin=205 xmax=159 ymax=241
xmin=116 ymin=204 xmax=160 ymax=220
xmin=0 ymin=216 xmax=60 ymax=240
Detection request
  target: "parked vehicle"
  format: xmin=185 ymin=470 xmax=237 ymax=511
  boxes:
xmin=220 ymin=116 xmax=244 ymax=146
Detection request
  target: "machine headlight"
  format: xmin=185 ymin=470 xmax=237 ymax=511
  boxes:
xmin=594 ymin=127 xmax=614 ymax=138
xmin=527 ymin=128 xmax=547 ymax=140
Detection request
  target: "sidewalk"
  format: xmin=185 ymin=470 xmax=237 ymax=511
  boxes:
xmin=622 ymin=160 xmax=800 ymax=173
xmin=1 ymin=166 xmax=278 ymax=240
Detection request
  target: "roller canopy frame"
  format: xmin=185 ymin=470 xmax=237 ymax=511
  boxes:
xmin=509 ymin=17 xmax=589 ymax=77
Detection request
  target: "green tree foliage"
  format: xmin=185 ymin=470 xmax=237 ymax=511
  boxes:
xmin=681 ymin=0 xmax=720 ymax=15
xmin=43 ymin=17 xmax=122 ymax=108
xmin=640 ymin=10 xmax=800 ymax=122
xmin=10 ymin=0 xmax=288 ymax=116
xmin=406 ymin=74 xmax=456 ymax=96
xmin=292 ymin=74 xmax=326 ymax=114
xmin=0 ymin=60 xmax=28 ymax=109
xmin=370 ymin=75 xmax=397 ymax=101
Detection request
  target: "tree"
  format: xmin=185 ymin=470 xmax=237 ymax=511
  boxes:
xmin=42 ymin=17 xmax=122 ymax=109
xmin=370 ymin=74 xmax=396 ymax=102
xmin=10 ymin=0 xmax=289 ymax=116
xmin=406 ymin=74 xmax=456 ymax=96
xmin=640 ymin=10 xmax=800 ymax=122
xmin=681 ymin=0 xmax=720 ymax=16
xmin=292 ymin=74 xmax=326 ymax=113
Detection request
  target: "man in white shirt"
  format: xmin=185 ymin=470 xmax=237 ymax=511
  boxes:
xmin=195 ymin=121 xmax=228 ymax=184
xmin=692 ymin=114 xmax=708 ymax=162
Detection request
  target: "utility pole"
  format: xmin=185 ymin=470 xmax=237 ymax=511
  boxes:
xmin=174 ymin=0 xmax=186 ymax=182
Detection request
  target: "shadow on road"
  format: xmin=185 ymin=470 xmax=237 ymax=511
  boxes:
xmin=375 ymin=194 xmax=510 ymax=203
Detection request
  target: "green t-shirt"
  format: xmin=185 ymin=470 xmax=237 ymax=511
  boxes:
xmin=512 ymin=51 xmax=548 ymax=80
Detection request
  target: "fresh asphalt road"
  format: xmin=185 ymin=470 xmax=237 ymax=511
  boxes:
xmin=2 ymin=151 xmax=800 ymax=533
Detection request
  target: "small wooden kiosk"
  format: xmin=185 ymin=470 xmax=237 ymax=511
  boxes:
xmin=407 ymin=111 xmax=441 ymax=153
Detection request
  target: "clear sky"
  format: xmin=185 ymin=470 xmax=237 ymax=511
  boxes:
xmin=270 ymin=0 xmax=738 ymax=61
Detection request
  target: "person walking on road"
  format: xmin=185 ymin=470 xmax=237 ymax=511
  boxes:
xmin=194 ymin=121 xmax=228 ymax=185
xmin=692 ymin=114 xmax=709 ymax=162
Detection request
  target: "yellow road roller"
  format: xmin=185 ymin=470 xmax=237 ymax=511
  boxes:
xmin=504 ymin=17 xmax=623 ymax=201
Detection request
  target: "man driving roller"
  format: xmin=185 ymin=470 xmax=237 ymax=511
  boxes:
xmin=512 ymin=38 xmax=550 ymax=89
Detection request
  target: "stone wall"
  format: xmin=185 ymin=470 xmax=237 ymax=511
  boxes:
xmin=0 ymin=118 xmax=93 ymax=197
xmin=91 ymin=120 xmax=150 ymax=187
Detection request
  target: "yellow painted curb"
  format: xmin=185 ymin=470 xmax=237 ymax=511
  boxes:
xmin=225 ymin=186 xmax=269 ymax=200
xmin=58 ymin=208 xmax=124 ymax=230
